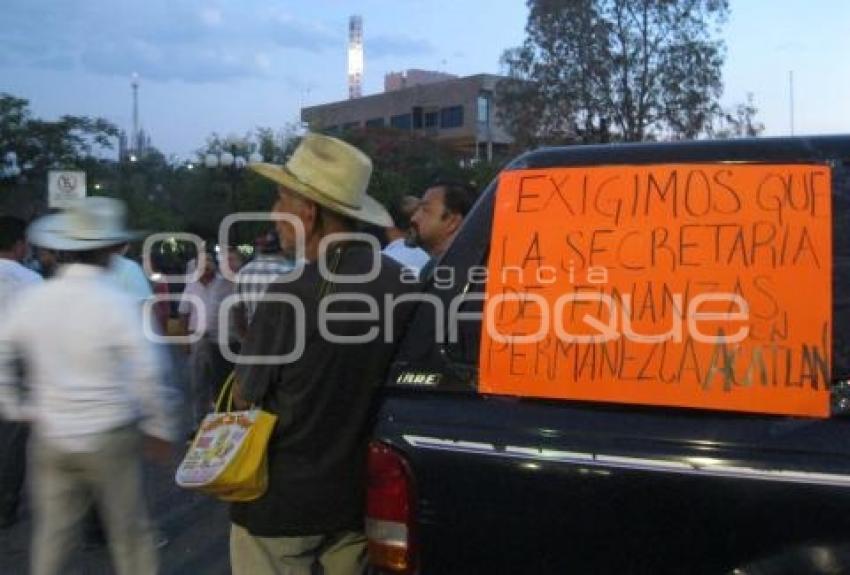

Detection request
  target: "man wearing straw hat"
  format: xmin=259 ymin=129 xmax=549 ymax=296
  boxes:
xmin=0 ymin=197 xmax=180 ymax=575
xmin=230 ymin=133 xmax=418 ymax=575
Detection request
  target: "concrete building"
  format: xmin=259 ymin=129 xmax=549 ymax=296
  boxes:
xmin=301 ymin=73 xmax=513 ymax=161
xmin=384 ymin=69 xmax=458 ymax=92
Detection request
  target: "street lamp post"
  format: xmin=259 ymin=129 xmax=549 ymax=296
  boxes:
xmin=204 ymin=145 xmax=264 ymax=244
xmin=1 ymin=151 xmax=31 ymax=181
xmin=1 ymin=150 xmax=36 ymax=216
xmin=2 ymin=152 xmax=21 ymax=179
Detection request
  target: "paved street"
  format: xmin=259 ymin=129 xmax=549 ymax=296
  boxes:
xmin=0 ymin=348 xmax=233 ymax=574
xmin=0 ymin=453 xmax=232 ymax=575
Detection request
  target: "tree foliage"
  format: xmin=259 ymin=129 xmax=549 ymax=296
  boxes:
xmin=0 ymin=93 xmax=120 ymax=218
xmin=498 ymin=0 xmax=729 ymax=146
xmin=0 ymin=93 xmax=119 ymax=172
xmin=707 ymin=93 xmax=765 ymax=139
xmin=339 ymin=127 xmax=503 ymax=209
xmin=1 ymin=92 xmax=501 ymax=240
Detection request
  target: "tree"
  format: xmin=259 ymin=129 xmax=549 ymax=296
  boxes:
xmin=708 ymin=93 xmax=766 ymax=139
xmin=0 ymin=93 xmax=118 ymax=173
xmin=498 ymin=0 xmax=729 ymax=147
xmin=0 ymin=93 xmax=119 ymax=218
xmin=186 ymin=127 xmax=305 ymax=243
xmin=338 ymin=127 xmax=503 ymax=209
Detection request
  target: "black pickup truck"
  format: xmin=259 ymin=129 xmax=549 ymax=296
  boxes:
xmin=365 ymin=136 xmax=850 ymax=574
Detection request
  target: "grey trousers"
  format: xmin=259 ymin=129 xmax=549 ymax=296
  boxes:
xmin=29 ymin=426 xmax=157 ymax=575
xmin=230 ymin=523 xmax=367 ymax=575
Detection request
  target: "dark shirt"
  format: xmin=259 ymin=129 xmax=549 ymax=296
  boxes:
xmin=230 ymin=244 xmax=418 ymax=536
xmin=418 ymin=256 xmax=436 ymax=283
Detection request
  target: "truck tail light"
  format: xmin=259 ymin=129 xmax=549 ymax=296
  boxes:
xmin=367 ymin=441 xmax=417 ymax=574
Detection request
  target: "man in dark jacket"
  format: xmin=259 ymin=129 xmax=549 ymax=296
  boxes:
xmin=230 ymin=133 xmax=417 ymax=575
xmin=408 ymin=180 xmax=475 ymax=282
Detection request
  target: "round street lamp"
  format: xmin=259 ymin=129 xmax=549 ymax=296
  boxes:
xmin=2 ymin=150 xmax=35 ymax=216
xmin=2 ymin=151 xmax=33 ymax=186
xmin=204 ymin=146 xmax=265 ymax=244
xmin=205 ymin=148 xmax=264 ymax=170
xmin=2 ymin=151 xmax=22 ymax=179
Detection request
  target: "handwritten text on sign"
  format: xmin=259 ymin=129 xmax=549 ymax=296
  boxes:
xmin=479 ymin=164 xmax=833 ymax=417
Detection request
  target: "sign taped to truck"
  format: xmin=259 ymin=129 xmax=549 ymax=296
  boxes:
xmin=479 ymin=163 xmax=833 ymax=417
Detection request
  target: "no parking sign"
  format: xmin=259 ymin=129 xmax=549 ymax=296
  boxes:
xmin=47 ymin=170 xmax=87 ymax=209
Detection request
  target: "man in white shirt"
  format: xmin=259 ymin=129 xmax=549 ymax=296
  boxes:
xmin=86 ymin=242 xmax=157 ymax=548
xmin=0 ymin=198 xmax=180 ymax=575
xmin=0 ymin=215 xmax=42 ymax=309
xmin=108 ymin=243 xmax=153 ymax=304
xmin=0 ymin=216 xmax=43 ymax=528
xmin=382 ymin=195 xmax=430 ymax=274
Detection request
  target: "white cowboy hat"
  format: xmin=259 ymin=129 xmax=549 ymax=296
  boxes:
xmin=27 ymin=196 xmax=137 ymax=251
xmin=250 ymin=133 xmax=393 ymax=228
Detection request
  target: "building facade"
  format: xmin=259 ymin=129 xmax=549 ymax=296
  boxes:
xmin=384 ymin=69 xmax=458 ymax=92
xmin=301 ymin=74 xmax=513 ymax=161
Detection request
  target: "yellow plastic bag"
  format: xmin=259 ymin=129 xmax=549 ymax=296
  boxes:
xmin=175 ymin=373 xmax=277 ymax=502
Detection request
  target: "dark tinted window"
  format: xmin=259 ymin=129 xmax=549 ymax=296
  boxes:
xmin=477 ymin=92 xmax=491 ymax=125
xmin=390 ymin=113 xmax=412 ymax=130
xmin=831 ymin=159 xmax=850 ymax=378
xmin=391 ymin=181 xmax=495 ymax=389
xmin=440 ymin=105 xmax=464 ymax=128
xmin=392 ymin=138 xmax=850 ymax=391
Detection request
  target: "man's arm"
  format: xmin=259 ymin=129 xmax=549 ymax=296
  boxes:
xmin=232 ymin=291 xmax=295 ymax=408
xmin=114 ymin=304 xmax=181 ymax=443
xmin=119 ymin=256 xmax=154 ymax=302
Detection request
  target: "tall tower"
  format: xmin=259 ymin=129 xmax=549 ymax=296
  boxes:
xmin=131 ymin=73 xmax=140 ymax=154
xmin=348 ymin=15 xmax=363 ymax=99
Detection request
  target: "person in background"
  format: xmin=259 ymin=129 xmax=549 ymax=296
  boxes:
xmin=0 ymin=215 xmax=43 ymax=529
xmin=219 ymin=246 xmax=244 ymax=351
xmin=184 ymin=241 xmax=208 ymax=281
xmin=0 ymin=213 xmax=42 ymax=318
xmin=0 ymin=197 xmax=180 ymax=575
xmin=33 ymin=247 xmax=59 ymax=279
xmin=382 ymin=195 xmax=430 ymax=274
xmin=108 ymin=242 xmax=153 ymax=304
xmin=234 ymin=231 xmax=294 ymax=338
xmin=408 ymin=180 xmax=475 ymax=282
xmin=149 ymin=257 xmax=173 ymax=336
xmin=179 ymin=248 xmax=240 ymax=432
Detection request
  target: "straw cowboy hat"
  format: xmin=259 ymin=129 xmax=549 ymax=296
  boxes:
xmin=250 ymin=133 xmax=393 ymax=228
xmin=28 ymin=196 xmax=137 ymax=251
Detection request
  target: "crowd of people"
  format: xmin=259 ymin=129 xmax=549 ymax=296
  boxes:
xmin=0 ymin=132 xmax=476 ymax=575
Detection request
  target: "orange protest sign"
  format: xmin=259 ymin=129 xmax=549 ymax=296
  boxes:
xmin=479 ymin=164 xmax=833 ymax=417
